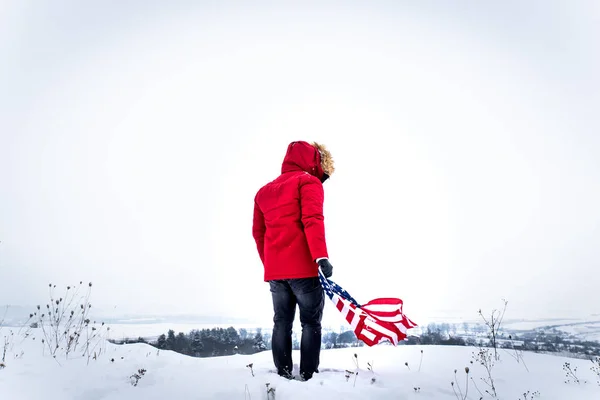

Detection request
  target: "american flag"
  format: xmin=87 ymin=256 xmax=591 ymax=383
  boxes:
xmin=318 ymin=271 xmax=417 ymax=346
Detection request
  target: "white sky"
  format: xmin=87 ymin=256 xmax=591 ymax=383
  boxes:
xmin=1 ymin=1 xmax=599 ymax=326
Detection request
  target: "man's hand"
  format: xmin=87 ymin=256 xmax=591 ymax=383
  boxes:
xmin=317 ymin=258 xmax=333 ymax=278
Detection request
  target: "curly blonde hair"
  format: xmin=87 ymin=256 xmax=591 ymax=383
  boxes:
xmin=312 ymin=142 xmax=335 ymax=176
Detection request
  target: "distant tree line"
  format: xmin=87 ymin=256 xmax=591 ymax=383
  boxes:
xmin=112 ymin=327 xmax=268 ymax=357
xmin=157 ymin=327 xmax=268 ymax=357
xmin=321 ymin=330 xmax=362 ymax=348
xmin=402 ymin=323 xmax=467 ymax=346
xmin=111 ymin=327 xmax=364 ymax=357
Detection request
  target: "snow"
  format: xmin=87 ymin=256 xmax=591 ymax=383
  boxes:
xmin=553 ymin=324 xmax=600 ymax=342
xmin=500 ymin=319 xmax=600 ymax=342
xmin=1 ymin=328 xmax=599 ymax=399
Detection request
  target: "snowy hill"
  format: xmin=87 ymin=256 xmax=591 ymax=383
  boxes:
xmin=502 ymin=319 xmax=600 ymax=343
xmin=1 ymin=329 xmax=599 ymax=399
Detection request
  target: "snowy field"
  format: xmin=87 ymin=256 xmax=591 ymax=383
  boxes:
xmin=1 ymin=328 xmax=599 ymax=399
xmin=501 ymin=319 xmax=600 ymax=342
xmin=558 ymin=324 xmax=600 ymax=342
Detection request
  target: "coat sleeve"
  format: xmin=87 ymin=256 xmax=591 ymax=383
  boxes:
xmin=299 ymin=176 xmax=329 ymax=261
xmin=252 ymin=198 xmax=266 ymax=265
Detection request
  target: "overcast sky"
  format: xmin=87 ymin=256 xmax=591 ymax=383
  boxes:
xmin=1 ymin=1 xmax=599 ymax=327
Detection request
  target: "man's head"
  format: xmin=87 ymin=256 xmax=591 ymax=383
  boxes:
xmin=280 ymin=141 xmax=335 ymax=183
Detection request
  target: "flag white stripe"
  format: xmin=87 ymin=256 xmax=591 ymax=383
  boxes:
xmin=341 ymin=301 xmax=352 ymax=323
xmin=363 ymin=318 xmax=400 ymax=343
xmin=394 ymin=322 xmax=408 ymax=334
xmin=361 ymin=304 xmax=402 ymax=313
xmin=332 ymin=295 xmax=357 ymax=328
xmin=359 ymin=328 xmax=377 ymax=341
xmin=364 ymin=314 xmax=403 ymax=323
xmin=350 ymin=307 xmax=361 ymax=331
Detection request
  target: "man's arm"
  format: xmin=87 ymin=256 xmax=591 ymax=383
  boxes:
xmin=252 ymin=199 xmax=266 ymax=264
xmin=299 ymin=177 xmax=328 ymax=261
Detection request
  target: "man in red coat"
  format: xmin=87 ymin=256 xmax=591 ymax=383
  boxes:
xmin=252 ymin=140 xmax=335 ymax=381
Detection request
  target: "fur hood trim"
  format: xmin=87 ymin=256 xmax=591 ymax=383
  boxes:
xmin=312 ymin=142 xmax=335 ymax=176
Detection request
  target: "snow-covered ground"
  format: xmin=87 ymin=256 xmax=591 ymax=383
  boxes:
xmin=1 ymin=328 xmax=599 ymax=399
xmin=501 ymin=319 xmax=600 ymax=342
xmin=559 ymin=324 xmax=600 ymax=342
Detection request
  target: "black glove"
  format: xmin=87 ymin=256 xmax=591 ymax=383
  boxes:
xmin=317 ymin=258 xmax=333 ymax=278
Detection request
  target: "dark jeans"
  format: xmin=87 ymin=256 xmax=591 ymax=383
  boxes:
xmin=269 ymin=276 xmax=324 ymax=380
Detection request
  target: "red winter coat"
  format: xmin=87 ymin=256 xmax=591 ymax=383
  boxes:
xmin=253 ymin=141 xmax=329 ymax=281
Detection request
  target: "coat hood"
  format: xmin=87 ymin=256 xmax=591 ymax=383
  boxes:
xmin=281 ymin=141 xmax=335 ymax=181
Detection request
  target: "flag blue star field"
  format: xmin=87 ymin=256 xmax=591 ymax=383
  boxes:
xmin=318 ymin=271 xmax=417 ymax=346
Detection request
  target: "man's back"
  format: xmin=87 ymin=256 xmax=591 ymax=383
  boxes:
xmin=252 ymin=141 xmax=332 ymax=281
